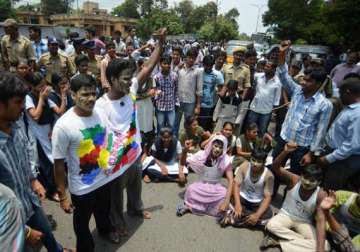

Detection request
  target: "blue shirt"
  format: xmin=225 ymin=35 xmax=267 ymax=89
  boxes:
xmin=31 ymin=39 xmax=48 ymax=61
xmin=201 ymin=69 xmax=224 ymax=108
xmin=277 ymin=64 xmax=333 ymax=152
xmin=325 ymin=102 xmax=360 ymax=163
xmin=0 ymin=122 xmax=40 ymax=222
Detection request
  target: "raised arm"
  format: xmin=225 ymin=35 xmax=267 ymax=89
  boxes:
xmin=136 ymin=28 xmax=166 ymax=85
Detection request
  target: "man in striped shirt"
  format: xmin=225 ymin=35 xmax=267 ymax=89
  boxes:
xmin=271 ymin=41 xmax=333 ymax=192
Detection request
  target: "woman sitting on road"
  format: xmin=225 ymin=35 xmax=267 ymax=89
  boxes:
xmin=179 ymin=116 xmax=210 ymax=154
xmin=176 ymin=135 xmax=234 ymax=218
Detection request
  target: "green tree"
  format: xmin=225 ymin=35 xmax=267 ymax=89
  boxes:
xmin=41 ymin=0 xmax=73 ymax=16
xmin=0 ymin=0 xmax=14 ymax=20
xmin=225 ymin=8 xmax=240 ymax=30
xmin=174 ymin=0 xmax=194 ymax=33
xmin=111 ymin=0 xmax=140 ymax=18
xmin=199 ymin=15 xmax=238 ymax=42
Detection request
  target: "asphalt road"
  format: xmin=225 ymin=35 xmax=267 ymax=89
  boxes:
xmin=42 ymin=174 xmax=283 ymax=252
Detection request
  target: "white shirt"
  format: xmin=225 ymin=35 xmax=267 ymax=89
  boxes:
xmin=114 ymin=39 xmax=125 ymax=54
xmin=250 ymin=73 xmax=282 ymax=114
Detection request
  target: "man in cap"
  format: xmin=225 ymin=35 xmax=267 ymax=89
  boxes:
xmin=83 ymin=40 xmax=103 ymax=86
xmin=223 ymin=46 xmax=251 ymax=133
xmin=1 ymin=18 xmax=36 ymax=71
xmin=38 ymin=37 xmax=76 ymax=83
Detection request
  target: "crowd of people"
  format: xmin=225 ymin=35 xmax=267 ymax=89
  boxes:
xmin=0 ymin=17 xmax=360 ymax=252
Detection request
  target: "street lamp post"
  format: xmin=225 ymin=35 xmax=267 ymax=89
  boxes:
xmin=251 ymin=4 xmax=266 ymax=33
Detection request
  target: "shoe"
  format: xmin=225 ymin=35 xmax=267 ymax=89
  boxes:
xmin=176 ymin=202 xmax=189 ymax=217
xmin=100 ymin=231 xmax=121 ymax=244
xmin=260 ymin=234 xmax=280 ymax=250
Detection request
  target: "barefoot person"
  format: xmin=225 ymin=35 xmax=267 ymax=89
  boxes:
xmin=176 ymin=135 xmax=234 ymax=218
xmin=261 ymin=142 xmax=329 ymax=252
xmin=95 ymin=28 xmax=167 ymax=236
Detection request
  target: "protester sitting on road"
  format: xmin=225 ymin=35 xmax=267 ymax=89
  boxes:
xmin=179 ymin=116 xmax=210 ymax=154
xmin=261 ymin=142 xmax=329 ymax=252
xmin=221 ymin=148 xmax=274 ymax=229
xmin=202 ymin=121 xmax=237 ymax=155
xmin=142 ymin=127 xmax=187 ymax=183
xmin=320 ymin=191 xmax=360 ymax=252
xmin=176 ymin=135 xmax=233 ymax=219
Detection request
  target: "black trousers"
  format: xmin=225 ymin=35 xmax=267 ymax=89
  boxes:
xmin=71 ymin=182 xmax=114 ymax=252
xmin=198 ymin=107 xmax=215 ymax=132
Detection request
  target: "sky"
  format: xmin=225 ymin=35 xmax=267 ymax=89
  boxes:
xmin=18 ymin=0 xmax=268 ymax=35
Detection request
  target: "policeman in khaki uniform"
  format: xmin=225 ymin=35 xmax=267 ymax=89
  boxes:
xmin=223 ymin=46 xmax=252 ymax=134
xmin=82 ymin=40 xmax=103 ymax=85
xmin=38 ymin=37 xmax=76 ymax=83
xmin=1 ymin=19 xmax=36 ymax=71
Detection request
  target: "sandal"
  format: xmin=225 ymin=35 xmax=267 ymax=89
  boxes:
xmin=176 ymin=202 xmax=189 ymax=217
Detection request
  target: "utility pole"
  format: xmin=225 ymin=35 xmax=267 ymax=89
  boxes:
xmin=251 ymin=4 xmax=266 ymax=34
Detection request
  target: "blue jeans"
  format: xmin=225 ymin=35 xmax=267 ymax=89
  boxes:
xmin=174 ymin=102 xmax=195 ymax=136
xmin=246 ymin=110 xmax=272 ymax=136
xmin=156 ymin=109 xmax=176 ymax=134
xmin=26 ymin=205 xmax=63 ymax=252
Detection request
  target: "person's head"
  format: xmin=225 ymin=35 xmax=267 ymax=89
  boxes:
xmin=268 ymin=47 xmax=279 ymax=64
xmin=72 ymin=38 xmax=85 ymax=54
xmin=299 ymin=68 xmax=327 ymax=95
xmin=82 ymin=40 xmax=96 ymax=58
xmin=28 ymin=26 xmax=41 ymax=41
xmin=172 ymin=46 xmax=182 ymax=64
xmin=227 ymin=80 xmax=238 ymax=96
xmin=70 ymin=74 xmax=97 ymax=113
xmin=289 ymin=60 xmax=302 ymax=77
xmin=0 ymin=72 xmax=28 ymax=122
xmin=256 ymin=59 xmax=266 ymax=73
xmin=300 ymin=164 xmax=322 ymax=191
xmin=346 ymin=51 xmax=359 ymax=66
xmin=26 ymin=72 xmax=47 ymax=96
xmin=245 ymin=122 xmax=258 ymax=140
xmin=233 ymin=47 xmax=246 ymax=66
xmin=222 ymin=121 xmax=234 ymax=138
xmin=159 ymin=127 xmax=173 ymax=147
xmin=106 ymin=41 xmax=116 ymax=58
xmin=160 ymin=55 xmax=172 ymax=75
xmin=203 ymin=55 xmax=215 ymax=74
xmin=214 ymin=50 xmax=227 ymax=69
xmin=339 ymin=77 xmax=360 ymax=106
xmin=302 ymin=54 xmax=312 ymax=69
xmin=85 ymin=26 xmax=96 ymax=39
xmin=130 ymin=28 xmax=136 ymax=37
xmin=250 ymin=148 xmax=267 ymax=175
xmin=3 ymin=19 xmax=18 ymax=38
xmin=113 ymin=30 xmax=122 ymax=41
xmin=245 ymin=50 xmax=257 ymax=67
xmin=210 ymin=139 xmax=224 ymax=159
xmin=68 ymin=31 xmax=79 ymax=40
xmin=16 ymin=59 xmax=30 ymax=79
xmin=184 ymin=116 xmax=199 ymax=133
xmin=106 ymin=58 xmax=137 ymax=96
xmin=51 ymin=73 xmax=68 ymax=93
xmin=74 ymin=54 xmax=89 ymax=74
xmin=126 ymin=42 xmax=135 ymax=57
xmin=185 ymin=48 xmax=197 ymax=67
xmin=264 ymin=60 xmax=277 ymax=79
xmin=47 ymin=37 xmax=59 ymax=55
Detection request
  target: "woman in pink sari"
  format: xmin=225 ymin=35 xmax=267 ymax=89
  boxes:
xmin=177 ymin=135 xmax=234 ymax=217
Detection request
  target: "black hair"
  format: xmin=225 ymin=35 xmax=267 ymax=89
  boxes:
xmin=186 ymin=48 xmax=198 ymax=58
xmin=160 ymin=55 xmax=172 ymax=64
xmin=304 ymin=68 xmax=327 ymax=85
xmin=70 ymin=74 xmax=96 ymax=92
xmin=343 ymin=72 xmax=360 ymax=80
xmin=245 ymin=49 xmax=257 ymax=58
xmin=340 ymin=77 xmax=360 ymax=96
xmin=29 ymin=25 xmax=41 ymax=37
xmin=85 ymin=26 xmax=96 ymax=37
xmin=51 ymin=73 xmax=66 ymax=87
xmin=223 ymin=121 xmax=234 ymax=129
xmin=159 ymin=127 xmax=173 ymax=137
xmin=203 ymin=55 xmax=215 ymax=66
xmin=265 ymin=60 xmax=278 ymax=69
xmin=184 ymin=116 xmax=198 ymax=131
xmin=114 ymin=30 xmax=122 ymax=36
xmin=214 ymin=50 xmax=227 ymax=60
xmin=302 ymin=164 xmax=323 ymax=181
xmin=74 ymin=54 xmax=89 ymax=66
xmin=68 ymin=32 xmax=79 ymax=39
xmin=25 ymin=72 xmax=44 ymax=87
xmin=212 ymin=139 xmax=224 ymax=148
xmin=0 ymin=72 xmax=28 ymax=103
xmin=251 ymin=148 xmax=268 ymax=162
xmin=227 ymin=80 xmax=238 ymax=91
xmin=105 ymin=58 xmax=137 ymax=86
xmin=172 ymin=46 xmax=183 ymax=56
xmin=245 ymin=122 xmax=258 ymax=132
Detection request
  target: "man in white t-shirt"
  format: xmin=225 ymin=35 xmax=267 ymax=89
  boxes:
xmin=95 ymin=28 xmax=167 ymax=236
xmin=52 ymin=74 xmax=120 ymax=251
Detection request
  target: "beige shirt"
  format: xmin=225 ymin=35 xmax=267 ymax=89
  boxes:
xmin=235 ymin=161 xmax=274 ymax=196
xmin=223 ymin=63 xmax=251 ymax=92
xmin=177 ymin=65 xmax=203 ymax=103
xmin=38 ymin=52 xmax=76 ymax=83
xmin=1 ymin=34 xmax=36 ymax=66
